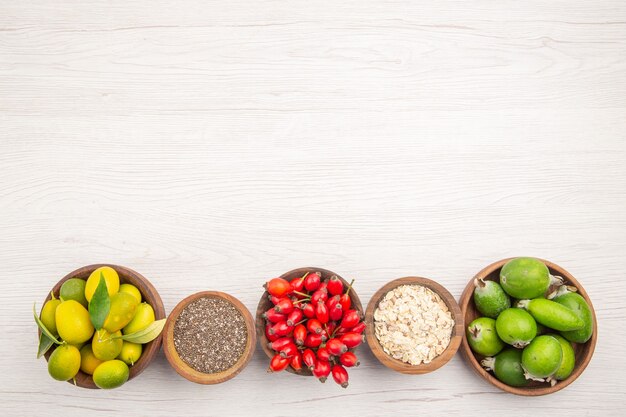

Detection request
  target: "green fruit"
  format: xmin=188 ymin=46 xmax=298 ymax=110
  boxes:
xmin=40 ymin=299 xmax=61 ymax=335
xmin=522 ymin=335 xmax=563 ymax=379
xmin=55 ymin=300 xmax=95 ymax=344
xmin=553 ymin=292 xmax=594 ymax=343
xmin=92 ymin=329 xmax=123 ymax=361
xmin=117 ymin=342 xmax=142 ymax=366
xmin=92 ymin=360 xmax=129 ymax=389
xmin=481 ymin=348 xmax=529 ymax=387
xmin=123 ymin=302 xmax=155 ymax=335
xmin=60 ymin=278 xmax=88 ymax=307
xmin=85 ymin=266 xmax=119 ymax=302
xmin=103 ymin=292 xmax=139 ymax=333
xmin=48 ymin=344 xmax=81 ymax=381
xmin=466 ymin=317 xmax=505 ymax=356
xmin=500 ymin=257 xmax=552 ymax=299
xmin=79 ymin=344 xmax=103 ymax=375
xmin=517 ymin=298 xmax=584 ymax=331
xmin=473 ymin=278 xmax=511 ymax=319
xmin=119 ymin=283 xmax=142 ymax=303
xmin=551 ymin=334 xmax=575 ymax=381
xmin=495 ymin=308 xmax=537 ymax=348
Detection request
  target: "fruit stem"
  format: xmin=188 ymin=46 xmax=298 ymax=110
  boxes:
xmin=473 ymin=278 xmax=486 ymax=289
xmin=516 ymin=299 xmax=530 ymax=310
xmin=549 ymin=274 xmax=564 ymax=287
xmin=293 ymin=291 xmax=311 ymax=298
xmin=547 ymin=284 xmax=577 ymax=300
xmin=480 ymin=357 xmax=495 ymax=371
xmin=344 ymin=279 xmax=355 ymax=296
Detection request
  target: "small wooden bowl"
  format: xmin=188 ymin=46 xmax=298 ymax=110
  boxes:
xmin=163 ymin=291 xmax=256 ymax=384
xmin=255 ymin=267 xmax=364 ymax=376
xmin=365 ymin=277 xmax=464 ymax=374
xmin=459 ymin=258 xmax=598 ymax=396
xmin=41 ymin=264 xmax=166 ymax=389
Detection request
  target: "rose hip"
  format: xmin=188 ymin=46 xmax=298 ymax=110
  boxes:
xmin=268 ymin=354 xmax=290 ymax=372
xmin=290 ymin=351 xmax=303 ymax=372
xmin=306 ymin=319 xmax=323 ymax=334
xmin=329 ymin=303 xmax=343 ymax=321
xmin=332 ymin=364 xmax=349 ymax=388
xmin=279 ymin=342 xmax=298 ymax=358
xmin=268 ymin=337 xmax=292 ymax=351
xmin=304 ymin=333 xmax=323 ymax=348
xmin=266 ymin=278 xmax=292 ymax=298
xmin=269 ymin=295 xmax=281 ymax=305
xmin=327 ymin=275 xmax=344 ymax=296
xmin=313 ymin=360 xmax=331 ymax=382
xmin=311 ymin=288 xmax=328 ymax=304
xmin=339 ymin=332 xmax=363 ymax=348
xmin=263 ymin=308 xmax=287 ymax=323
xmin=340 ymin=309 xmax=360 ymax=329
xmin=315 ymin=300 xmax=329 ymax=324
xmin=317 ymin=347 xmax=331 ymax=362
xmin=302 ymin=349 xmax=316 ymax=370
xmin=286 ymin=309 xmax=303 ymax=326
xmin=269 ymin=321 xmax=292 ymax=337
xmin=339 ymin=293 xmax=351 ymax=312
xmin=326 ymin=338 xmax=348 ymax=356
xmin=339 ymin=351 xmax=360 ymax=367
xmin=304 ymin=271 xmax=321 ymax=292
xmin=290 ymin=275 xmax=306 ymax=293
xmin=293 ymin=324 xmax=307 ymax=345
xmin=351 ymin=321 xmax=366 ymax=334
xmin=265 ymin=323 xmax=279 ymax=342
xmin=301 ymin=303 xmax=315 ymax=319
xmin=274 ymin=298 xmax=294 ymax=315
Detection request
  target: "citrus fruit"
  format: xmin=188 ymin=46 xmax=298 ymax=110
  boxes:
xmin=103 ymin=292 xmax=139 ymax=333
xmin=79 ymin=344 xmax=103 ymax=375
xmin=55 ymin=300 xmax=94 ymax=344
xmin=481 ymin=348 xmax=529 ymax=387
xmin=467 ymin=317 xmax=504 ymax=356
xmin=117 ymin=342 xmax=142 ymax=366
xmin=495 ymin=308 xmax=537 ymax=348
xmin=60 ymin=278 xmax=88 ymax=307
xmin=123 ymin=302 xmax=155 ymax=334
xmin=521 ymin=335 xmax=563 ymax=379
xmin=92 ymin=329 xmax=123 ymax=361
xmin=119 ymin=283 xmax=142 ymax=303
xmin=553 ymin=292 xmax=594 ymax=343
xmin=41 ymin=299 xmax=61 ymax=335
xmin=48 ymin=344 xmax=81 ymax=381
xmin=517 ymin=298 xmax=583 ymax=331
xmin=473 ymin=278 xmax=510 ymax=319
xmin=85 ymin=266 xmax=119 ymax=302
xmin=93 ymin=360 xmax=129 ymax=389
xmin=500 ymin=257 xmax=552 ymax=299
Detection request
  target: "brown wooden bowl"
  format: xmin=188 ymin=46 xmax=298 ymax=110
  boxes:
xmin=459 ymin=257 xmax=598 ymax=396
xmin=163 ymin=291 xmax=256 ymax=384
xmin=365 ymin=277 xmax=464 ymax=374
xmin=40 ymin=264 xmax=166 ymax=389
xmin=255 ymin=267 xmax=364 ymax=376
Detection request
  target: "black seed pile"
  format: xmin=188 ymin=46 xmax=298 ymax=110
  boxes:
xmin=173 ymin=297 xmax=247 ymax=374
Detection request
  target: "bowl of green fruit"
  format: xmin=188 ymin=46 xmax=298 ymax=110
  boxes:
xmin=459 ymin=257 xmax=597 ymax=396
xmin=35 ymin=264 xmax=166 ymax=389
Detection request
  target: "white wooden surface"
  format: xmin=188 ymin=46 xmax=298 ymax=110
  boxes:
xmin=1 ymin=1 xmax=626 ymax=416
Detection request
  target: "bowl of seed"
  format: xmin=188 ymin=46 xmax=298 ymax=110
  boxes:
xmin=163 ymin=291 xmax=256 ymax=384
xmin=365 ymin=277 xmax=464 ymax=374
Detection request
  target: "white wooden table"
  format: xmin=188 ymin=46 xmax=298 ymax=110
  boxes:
xmin=2 ymin=1 xmax=625 ymax=416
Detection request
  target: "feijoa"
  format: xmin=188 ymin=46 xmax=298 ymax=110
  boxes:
xmin=522 ymin=335 xmax=563 ymax=380
xmin=550 ymin=334 xmax=576 ymax=382
xmin=473 ymin=278 xmax=510 ymax=319
xmin=500 ymin=257 xmax=560 ymax=299
xmin=467 ymin=317 xmax=505 ymax=356
xmin=481 ymin=348 xmax=529 ymax=387
xmin=553 ymin=291 xmax=594 ymax=343
xmin=517 ymin=298 xmax=584 ymax=331
xmin=495 ymin=308 xmax=537 ymax=348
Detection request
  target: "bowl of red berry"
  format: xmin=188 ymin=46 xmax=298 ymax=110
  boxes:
xmin=255 ymin=267 xmax=365 ymax=388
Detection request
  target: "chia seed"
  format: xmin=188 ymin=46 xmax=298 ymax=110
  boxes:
xmin=173 ymin=297 xmax=247 ymax=374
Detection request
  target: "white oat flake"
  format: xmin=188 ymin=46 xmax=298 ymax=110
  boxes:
xmin=374 ymin=284 xmax=454 ymax=365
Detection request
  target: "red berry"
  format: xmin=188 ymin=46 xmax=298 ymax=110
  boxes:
xmin=327 ymin=275 xmax=344 ymax=296
xmin=274 ymin=298 xmax=294 ymax=315
xmin=286 ymin=308 xmax=303 ymax=326
xmin=290 ymin=351 xmax=303 ymax=372
xmin=266 ymin=278 xmax=292 ymax=298
xmin=267 ymin=337 xmax=292 ymax=352
xmin=269 ymin=321 xmax=292 ymax=337
xmin=326 ymin=338 xmax=348 ymax=356
xmin=339 ymin=332 xmax=363 ymax=348
xmin=339 ymin=293 xmax=351 ymax=312
xmin=313 ymin=360 xmax=331 ymax=382
xmin=339 ymin=351 xmax=360 ymax=367
xmin=304 ymin=333 xmax=323 ymax=348
xmin=332 ymin=364 xmax=349 ymax=388
xmin=351 ymin=321 xmax=366 ymax=334
xmin=315 ymin=300 xmax=329 ymax=324
xmin=304 ymin=271 xmax=321 ymax=292
xmin=326 ymin=321 xmax=337 ymax=337
xmin=268 ymin=354 xmax=290 ymax=372
xmin=265 ymin=323 xmax=279 ymax=342
xmin=290 ymin=276 xmax=306 ymax=293
xmin=301 ymin=303 xmax=316 ymax=319
xmin=279 ymin=342 xmax=298 ymax=358
xmin=340 ymin=310 xmax=360 ymax=329
xmin=317 ymin=347 xmax=331 ymax=362
xmin=302 ymin=349 xmax=316 ymax=370
xmin=311 ymin=288 xmax=328 ymax=304
xmin=293 ymin=324 xmax=307 ymax=345
xmin=269 ymin=295 xmax=281 ymax=305
xmin=329 ymin=303 xmax=343 ymax=321
xmin=306 ymin=319 xmax=323 ymax=335
xmin=319 ymin=280 xmax=328 ymax=293
xmin=263 ymin=308 xmax=287 ymax=323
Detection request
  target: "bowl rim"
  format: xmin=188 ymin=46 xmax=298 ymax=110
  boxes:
xmin=459 ymin=257 xmax=598 ymax=396
xmin=365 ymin=276 xmax=464 ymax=374
xmin=41 ymin=263 xmax=166 ymax=389
xmin=255 ymin=266 xmax=364 ymax=376
xmin=163 ymin=290 xmax=256 ymax=384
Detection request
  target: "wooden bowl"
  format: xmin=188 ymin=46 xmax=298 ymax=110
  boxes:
xmin=459 ymin=258 xmax=598 ymax=396
xmin=255 ymin=267 xmax=364 ymax=376
xmin=41 ymin=264 xmax=166 ymax=389
xmin=365 ymin=277 xmax=464 ymax=374
xmin=163 ymin=291 xmax=256 ymax=384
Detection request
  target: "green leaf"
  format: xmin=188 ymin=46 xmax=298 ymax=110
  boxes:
xmin=116 ymin=319 xmax=166 ymax=344
xmin=88 ymin=273 xmax=110 ymax=330
xmin=32 ymin=303 xmax=62 ymax=346
xmin=37 ymin=332 xmax=55 ymax=358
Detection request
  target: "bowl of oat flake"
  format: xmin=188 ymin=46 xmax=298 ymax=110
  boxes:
xmin=365 ymin=277 xmax=464 ymax=374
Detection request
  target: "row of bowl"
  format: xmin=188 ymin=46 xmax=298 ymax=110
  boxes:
xmin=39 ymin=259 xmax=596 ymax=396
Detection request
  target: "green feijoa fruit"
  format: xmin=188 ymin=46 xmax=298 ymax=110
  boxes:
xmin=481 ymin=348 xmax=529 ymax=387
xmin=500 ymin=257 xmax=557 ymax=299
xmin=467 ymin=317 xmax=505 ymax=356
xmin=517 ymin=298 xmax=584 ymax=331
xmin=473 ymin=278 xmax=511 ymax=319
xmin=522 ymin=335 xmax=563 ymax=380
xmin=60 ymin=278 xmax=88 ymax=308
xmin=495 ymin=308 xmax=537 ymax=348
xmin=551 ymin=334 xmax=576 ymax=381
xmin=553 ymin=292 xmax=594 ymax=343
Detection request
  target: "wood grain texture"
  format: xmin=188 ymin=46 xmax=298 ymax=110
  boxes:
xmin=1 ymin=0 xmax=626 ymax=416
